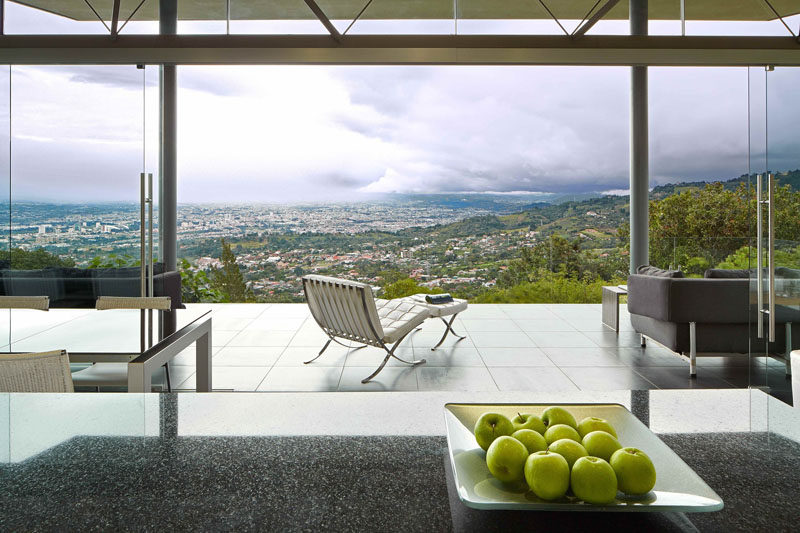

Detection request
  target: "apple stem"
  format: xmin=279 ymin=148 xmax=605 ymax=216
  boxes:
xmin=517 ymin=412 xmax=524 ymax=421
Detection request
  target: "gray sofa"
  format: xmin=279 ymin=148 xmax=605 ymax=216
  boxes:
xmin=0 ymin=265 xmax=183 ymax=310
xmin=627 ymin=269 xmax=799 ymax=376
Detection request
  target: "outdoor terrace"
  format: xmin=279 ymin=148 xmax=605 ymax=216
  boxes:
xmin=2 ymin=303 xmax=790 ymax=400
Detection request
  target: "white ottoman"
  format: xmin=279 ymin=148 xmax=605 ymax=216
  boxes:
xmin=403 ymin=294 xmax=469 ymax=350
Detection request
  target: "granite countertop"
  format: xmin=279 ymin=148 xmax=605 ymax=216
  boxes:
xmin=1 ymin=389 xmax=799 ymax=532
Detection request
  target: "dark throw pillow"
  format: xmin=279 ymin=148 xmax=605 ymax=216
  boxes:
xmin=636 ymin=265 xmax=684 ymax=278
xmin=704 ymin=268 xmax=751 ymax=279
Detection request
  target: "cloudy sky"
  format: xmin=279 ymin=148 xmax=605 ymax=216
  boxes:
xmin=2 ymin=2 xmax=799 ymax=203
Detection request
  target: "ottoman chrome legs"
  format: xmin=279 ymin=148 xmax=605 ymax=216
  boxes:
xmin=431 ymin=313 xmax=466 ymax=351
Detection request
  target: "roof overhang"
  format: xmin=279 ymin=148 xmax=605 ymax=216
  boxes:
xmin=0 ymin=35 xmax=798 ymax=66
xmin=11 ymin=0 xmax=800 ymax=22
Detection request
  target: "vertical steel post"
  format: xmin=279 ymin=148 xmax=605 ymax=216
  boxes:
xmin=629 ymin=0 xmax=649 ymax=273
xmin=160 ymin=0 xmax=177 ymax=339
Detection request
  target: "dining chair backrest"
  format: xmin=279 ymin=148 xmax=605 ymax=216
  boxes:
xmin=302 ymin=275 xmax=384 ymax=344
xmin=0 ymin=295 xmax=50 ymax=310
xmin=96 ymin=296 xmax=172 ymax=310
xmin=0 ymin=349 xmax=74 ymax=392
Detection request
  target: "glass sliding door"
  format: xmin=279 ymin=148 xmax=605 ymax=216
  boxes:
xmin=749 ymin=66 xmax=800 ymax=406
xmin=5 ymin=64 xmax=155 ymax=355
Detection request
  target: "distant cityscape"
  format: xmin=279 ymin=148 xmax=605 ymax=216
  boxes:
xmin=2 ymin=195 xmax=575 ymax=300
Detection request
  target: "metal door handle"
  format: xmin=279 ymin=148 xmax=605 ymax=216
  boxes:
xmin=768 ymin=172 xmax=775 ymax=342
xmin=757 ymin=173 xmax=764 ymax=339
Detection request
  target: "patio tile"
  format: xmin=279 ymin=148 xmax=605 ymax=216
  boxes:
xmin=695 ymin=355 xmax=753 ymax=367
xmin=210 ymin=316 xmax=254 ymax=331
xmin=513 ymin=319 xmax=576 ymax=332
xmin=171 ymin=346 xmax=223 ymax=366
xmin=411 ymin=332 xmax=475 ymax=350
xmin=343 ymin=346 xmax=409 ymax=368
xmin=633 ymin=366 xmax=735 ymax=390
xmin=496 ymin=305 xmax=557 ymax=319
xmin=417 ymin=367 xmax=498 ymax=391
xmin=277 ymin=345 xmax=350 ymax=366
xmin=559 ymin=367 xmax=656 ymax=391
xmin=176 ymin=366 xmax=271 ymax=392
xmin=469 ymin=332 xmax=537 ymax=348
xmin=256 ymin=304 xmax=310 ymax=318
xmin=245 ymin=317 xmax=308 ymax=331
xmin=610 ymin=347 xmax=686 ymax=367
xmin=477 ymin=347 xmax=555 ymax=367
xmin=227 ymin=330 xmax=297 ymax=347
xmin=580 ymin=330 xmax=643 ymax=348
xmin=207 ymin=303 xmax=269 ymax=319
xmin=527 ymin=332 xmax=597 ymax=348
xmin=460 ymin=319 xmax=521 ymax=332
xmin=213 ymin=346 xmax=284 ymax=367
xmin=488 ymin=367 xmax=579 ymax=392
xmin=338 ymin=367 xmax=418 ymax=391
xmin=561 ymin=319 xmax=616 ymax=332
xmin=541 ymin=347 xmax=626 ymax=367
xmin=257 ymin=366 xmax=343 ymax=392
xmin=211 ymin=330 xmax=240 ymax=347
xmin=287 ymin=326 xmax=335 ymax=347
xmin=415 ymin=346 xmax=485 ymax=367
xmin=458 ymin=305 xmax=508 ymax=319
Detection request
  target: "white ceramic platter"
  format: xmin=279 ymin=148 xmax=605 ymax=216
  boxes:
xmin=444 ymin=403 xmax=723 ymax=512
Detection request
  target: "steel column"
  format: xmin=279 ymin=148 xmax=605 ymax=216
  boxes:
xmin=629 ymin=0 xmax=649 ymax=273
xmin=160 ymin=0 xmax=177 ymax=338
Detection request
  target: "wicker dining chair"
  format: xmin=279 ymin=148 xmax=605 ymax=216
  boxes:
xmin=302 ymin=275 xmax=430 ymax=383
xmin=0 ymin=349 xmax=74 ymax=392
xmin=71 ymin=296 xmax=173 ymax=392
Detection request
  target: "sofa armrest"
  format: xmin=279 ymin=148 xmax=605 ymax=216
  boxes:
xmin=627 ymin=274 xmax=672 ymax=322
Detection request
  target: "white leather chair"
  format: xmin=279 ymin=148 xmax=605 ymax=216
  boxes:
xmin=302 ymin=275 xmax=429 ymax=383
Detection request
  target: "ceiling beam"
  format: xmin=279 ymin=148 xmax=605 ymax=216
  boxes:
xmin=0 ymin=34 xmax=798 ymax=66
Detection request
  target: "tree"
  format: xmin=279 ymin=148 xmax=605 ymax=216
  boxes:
xmin=179 ymin=258 xmax=222 ymax=303
xmin=381 ymin=278 xmax=441 ymax=299
xmin=6 ymin=247 xmax=75 ymax=269
xmin=212 ymin=238 xmax=254 ymax=303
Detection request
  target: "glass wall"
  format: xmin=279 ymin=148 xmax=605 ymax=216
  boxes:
xmin=0 ymin=64 xmax=161 ymax=354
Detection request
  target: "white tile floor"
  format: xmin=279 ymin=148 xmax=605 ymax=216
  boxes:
xmin=10 ymin=302 xmax=784 ymax=395
xmin=148 ymin=303 xmax=784 ymax=394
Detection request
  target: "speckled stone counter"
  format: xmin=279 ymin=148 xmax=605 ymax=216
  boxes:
xmin=2 ymin=390 xmax=800 ymax=532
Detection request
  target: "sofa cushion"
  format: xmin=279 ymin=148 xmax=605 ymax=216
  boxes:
xmin=704 ymin=268 xmax=751 ymax=279
xmin=637 ymin=265 xmax=684 ymax=278
xmin=776 ymin=266 xmax=800 ymax=279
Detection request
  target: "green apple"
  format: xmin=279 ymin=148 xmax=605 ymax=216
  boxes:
xmin=610 ymin=447 xmax=657 ymax=495
xmin=511 ymin=412 xmax=546 ymax=435
xmin=512 ymin=429 xmax=547 ymax=454
xmin=547 ymin=438 xmax=588 ymax=469
xmin=474 ymin=412 xmax=514 ymax=452
xmin=570 ymin=456 xmax=618 ymax=505
xmin=541 ymin=406 xmax=578 ymax=430
xmin=544 ymin=423 xmax=581 ymax=445
xmin=581 ymin=431 xmax=622 ymax=462
xmin=486 ymin=435 xmax=529 ymax=484
xmin=524 ymin=451 xmax=570 ymax=501
xmin=577 ymin=416 xmax=618 ymax=439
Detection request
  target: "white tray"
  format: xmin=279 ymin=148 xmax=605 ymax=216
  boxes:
xmin=444 ymin=403 xmax=723 ymax=512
